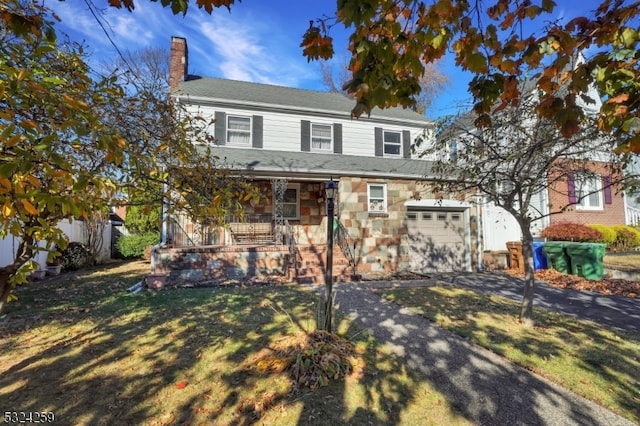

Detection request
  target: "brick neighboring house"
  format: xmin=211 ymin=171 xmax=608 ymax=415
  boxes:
xmin=479 ymin=117 xmax=637 ymax=253
xmin=547 ymin=161 xmax=627 ymax=226
xmin=151 ymin=36 xmax=481 ymax=283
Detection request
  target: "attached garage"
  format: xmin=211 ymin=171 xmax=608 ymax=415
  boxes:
xmin=406 ymin=203 xmax=472 ymax=273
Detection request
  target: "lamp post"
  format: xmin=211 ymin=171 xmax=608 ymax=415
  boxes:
xmin=323 ymin=178 xmax=338 ymax=333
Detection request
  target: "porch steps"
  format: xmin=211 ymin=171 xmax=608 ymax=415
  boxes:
xmin=291 ymin=245 xmax=359 ymax=284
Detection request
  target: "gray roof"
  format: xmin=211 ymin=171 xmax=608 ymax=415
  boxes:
xmin=177 ymin=76 xmax=432 ymax=125
xmin=204 ymin=146 xmax=434 ymax=180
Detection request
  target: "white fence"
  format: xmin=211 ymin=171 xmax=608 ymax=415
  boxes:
xmin=482 ymin=204 xmax=522 ymax=252
xmin=0 ymin=220 xmax=112 ymax=271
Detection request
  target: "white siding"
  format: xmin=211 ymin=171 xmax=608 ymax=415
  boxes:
xmin=191 ymin=103 xmax=431 ymax=159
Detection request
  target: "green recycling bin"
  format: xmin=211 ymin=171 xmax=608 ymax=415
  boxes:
xmin=542 ymin=241 xmax=571 ymax=274
xmin=565 ymin=243 xmax=606 ymax=281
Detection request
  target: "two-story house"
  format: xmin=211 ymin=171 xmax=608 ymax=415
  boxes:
xmin=152 ymin=36 xmax=480 ymax=284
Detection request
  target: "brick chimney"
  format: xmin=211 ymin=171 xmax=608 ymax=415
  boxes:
xmin=169 ymin=36 xmax=188 ymax=91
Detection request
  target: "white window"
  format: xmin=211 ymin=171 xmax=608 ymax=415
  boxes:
xmin=227 ymin=116 xmax=251 ymax=145
xmin=368 ymin=183 xmax=387 ymax=213
xmin=275 ymin=184 xmax=300 ymax=220
xmin=384 ymin=131 xmax=402 ymax=156
xmin=311 ymin=124 xmax=332 ymax=151
xmin=576 ymin=174 xmax=603 ymax=210
xmin=449 ymin=140 xmax=458 ymax=162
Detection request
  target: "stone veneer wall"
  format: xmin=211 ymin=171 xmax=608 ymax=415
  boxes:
xmin=245 ymin=181 xmax=329 ymax=245
xmin=337 ymin=177 xmax=479 ymax=274
xmin=154 ymin=245 xmax=289 ymax=282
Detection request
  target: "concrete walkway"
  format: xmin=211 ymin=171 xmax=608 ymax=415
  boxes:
xmin=334 ymin=277 xmax=638 ymax=425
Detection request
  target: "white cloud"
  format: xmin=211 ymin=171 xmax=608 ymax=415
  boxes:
xmin=197 ymin=15 xmax=284 ymax=84
xmin=190 ymin=11 xmax=318 ymax=87
xmin=49 ymin=1 xmax=322 ymax=89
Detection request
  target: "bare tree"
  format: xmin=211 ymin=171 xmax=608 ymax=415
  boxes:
xmin=320 ymin=58 xmax=449 ymax=115
xmin=421 ymin=83 xmax=638 ymax=325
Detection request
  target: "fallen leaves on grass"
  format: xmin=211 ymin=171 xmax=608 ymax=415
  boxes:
xmin=504 ymin=268 xmax=639 ymax=298
xmin=245 ymin=330 xmax=361 ymax=392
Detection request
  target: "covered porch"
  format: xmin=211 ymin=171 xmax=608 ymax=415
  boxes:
xmin=150 ymin=177 xmax=358 ymax=286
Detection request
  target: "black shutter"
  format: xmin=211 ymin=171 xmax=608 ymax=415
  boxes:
xmin=301 ymin=120 xmax=310 ymax=152
xmin=333 ymin=123 xmax=342 ymax=154
xmin=214 ymin=111 xmax=226 ymax=145
xmin=402 ymin=130 xmax=411 ymax=158
xmin=252 ymin=115 xmax=263 ymax=148
xmin=374 ymin=127 xmax=383 ymax=157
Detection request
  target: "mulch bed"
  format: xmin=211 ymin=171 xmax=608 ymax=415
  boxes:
xmin=504 ymin=268 xmax=640 ymax=298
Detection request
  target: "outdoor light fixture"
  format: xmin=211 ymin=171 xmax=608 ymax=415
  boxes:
xmin=323 ymin=177 xmax=338 ymax=333
xmin=325 ymin=178 xmax=338 ymax=201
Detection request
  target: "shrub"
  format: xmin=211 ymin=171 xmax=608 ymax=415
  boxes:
xmin=540 ymin=222 xmax=602 ymax=242
xmin=610 ymin=225 xmax=640 ymax=252
xmin=60 ymin=242 xmax=93 ymax=271
xmin=116 ymin=232 xmax=160 ymax=259
xmin=587 ymin=224 xmax=617 ymax=246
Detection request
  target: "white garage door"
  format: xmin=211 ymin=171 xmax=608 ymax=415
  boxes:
xmin=407 ymin=209 xmax=468 ymax=273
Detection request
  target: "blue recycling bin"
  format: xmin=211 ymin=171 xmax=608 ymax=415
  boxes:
xmin=533 ymin=241 xmax=548 ymax=270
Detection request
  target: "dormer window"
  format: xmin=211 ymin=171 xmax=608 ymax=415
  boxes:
xmin=227 ymin=115 xmax=251 ymax=145
xmin=311 ymin=124 xmax=332 ymax=151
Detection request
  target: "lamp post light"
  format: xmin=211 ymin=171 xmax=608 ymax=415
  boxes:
xmin=323 ymin=178 xmax=338 ymax=333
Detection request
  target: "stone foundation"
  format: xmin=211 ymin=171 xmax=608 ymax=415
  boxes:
xmin=153 ymin=245 xmax=289 ymax=282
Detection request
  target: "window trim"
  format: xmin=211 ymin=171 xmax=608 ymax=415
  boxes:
xmin=226 ymin=115 xmax=252 ymax=146
xmin=575 ymin=174 xmax=603 ymax=211
xmin=367 ymin=183 xmax=388 ymax=213
xmin=275 ymin=183 xmax=301 ymax=220
xmin=310 ymin=123 xmax=333 ymax=152
xmin=383 ymin=130 xmax=402 ymax=157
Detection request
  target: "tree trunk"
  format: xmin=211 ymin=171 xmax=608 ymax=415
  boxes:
xmin=519 ymin=226 xmax=536 ymax=327
xmin=0 ymin=237 xmax=35 ymax=314
xmin=0 ymin=270 xmax=13 ymax=314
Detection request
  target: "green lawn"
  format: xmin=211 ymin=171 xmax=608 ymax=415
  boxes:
xmin=379 ymin=286 xmax=640 ymax=423
xmin=0 ymin=262 xmax=470 ymax=426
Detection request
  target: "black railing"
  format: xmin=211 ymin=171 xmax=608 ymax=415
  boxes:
xmin=334 ymin=220 xmax=357 ymax=272
xmin=167 ymin=215 xmax=220 ymax=246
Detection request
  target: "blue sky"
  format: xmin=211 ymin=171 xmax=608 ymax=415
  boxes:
xmin=49 ymin=0 xmax=608 ymax=119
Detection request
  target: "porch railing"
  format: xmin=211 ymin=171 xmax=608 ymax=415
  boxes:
xmin=284 ymin=219 xmax=300 ymax=277
xmin=627 ymin=206 xmax=640 ymax=226
xmin=166 ymin=215 xmax=195 ymax=246
xmin=334 ymin=220 xmax=357 ymax=273
xmin=167 ymin=214 xmax=220 ymax=247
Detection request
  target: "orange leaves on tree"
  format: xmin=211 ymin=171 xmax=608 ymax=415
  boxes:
xmin=20 ymin=199 xmax=38 ymax=215
xmin=606 ymin=93 xmax=630 ymax=105
xmin=1 ymin=202 xmax=12 ymax=218
xmin=0 ymin=177 xmax=12 ymax=192
xmin=107 ymin=0 xmax=135 ymax=11
xmin=300 ymin=25 xmax=334 ymax=62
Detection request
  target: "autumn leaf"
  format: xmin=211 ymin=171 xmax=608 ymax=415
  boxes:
xmin=0 ymin=177 xmax=11 ymax=191
xmin=175 ymin=381 xmax=188 ymax=389
xmin=2 ymin=202 xmax=12 ymax=218
xmin=21 ymin=199 xmax=38 ymax=215
xmin=606 ymin=93 xmax=629 ymax=105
